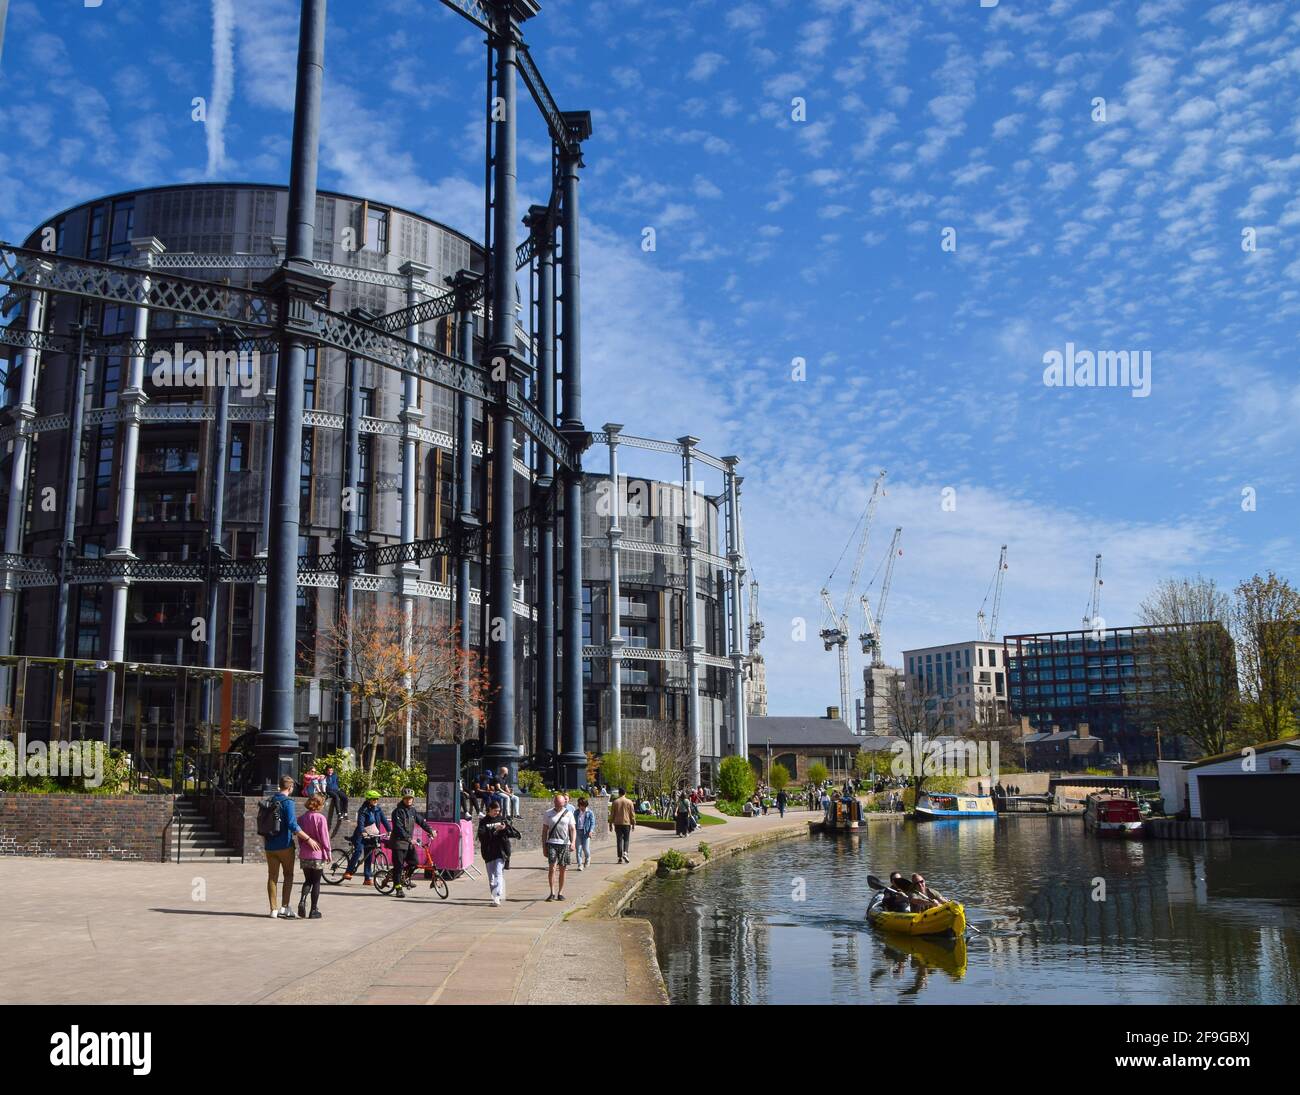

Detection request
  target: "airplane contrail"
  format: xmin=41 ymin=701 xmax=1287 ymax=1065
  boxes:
xmin=206 ymin=0 xmax=235 ymax=177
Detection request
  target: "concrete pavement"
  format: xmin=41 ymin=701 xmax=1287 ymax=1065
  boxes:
xmin=0 ymin=804 xmax=815 ymax=1005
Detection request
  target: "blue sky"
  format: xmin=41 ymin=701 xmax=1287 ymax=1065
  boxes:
xmin=1 ymin=0 xmax=1298 ymax=717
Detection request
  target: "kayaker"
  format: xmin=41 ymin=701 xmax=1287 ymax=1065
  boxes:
xmin=882 ymin=872 xmax=911 ymax=912
xmin=909 ymin=873 xmax=946 ymax=911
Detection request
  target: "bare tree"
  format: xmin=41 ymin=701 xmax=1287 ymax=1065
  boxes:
xmin=1137 ymin=577 xmax=1238 ymax=757
xmin=1232 ymin=571 xmax=1300 ymax=743
xmin=885 ymin=675 xmax=953 ymax=796
xmin=320 ymin=605 xmax=485 ymax=773
xmin=624 ymin=720 xmax=696 ymax=801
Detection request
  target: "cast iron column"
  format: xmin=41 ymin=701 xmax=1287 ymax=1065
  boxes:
xmin=200 ymin=339 xmax=231 ymax=725
xmin=398 ymin=262 xmax=430 ymax=769
xmin=54 ymin=321 xmax=92 ymax=664
xmin=526 ymin=207 xmax=557 ymax=768
xmin=558 ymin=111 xmax=592 ymax=789
xmin=339 ymin=344 xmax=363 ymax=755
xmin=0 ymin=259 xmax=49 ymax=705
xmin=257 ymin=0 xmax=330 ymax=790
xmin=680 ymin=436 xmax=702 ymax=789
xmin=724 ymin=458 xmax=747 ymax=758
xmin=101 ymin=238 xmax=164 ymax=741
xmin=449 ymin=270 xmax=479 ymax=718
xmin=605 ymin=424 xmax=623 ymax=753
xmin=484 ymin=8 xmax=523 ymax=781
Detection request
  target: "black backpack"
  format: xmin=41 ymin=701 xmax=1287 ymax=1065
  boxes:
xmin=257 ymin=797 xmax=285 ymax=839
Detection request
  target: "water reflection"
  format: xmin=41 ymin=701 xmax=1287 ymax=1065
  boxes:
xmin=628 ymin=818 xmax=1300 ymax=1005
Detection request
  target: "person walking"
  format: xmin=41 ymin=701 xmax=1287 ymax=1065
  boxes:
xmin=776 ymin=788 xmax=787 ymax=818
xmin=478 ymin=799 xmax=517 ymax=906
xmin=674 ymin=792 xmax=692 ymax=837
xmin=388 ymin=788 xmax=434 ymax=899
xmin=343 ymin=790 xmax=386 ymax=885
xmin=296 ymin=795 xmax=332 ymax=919
xmin=323 ymin=765 xmax=348 ymax=821
xmin=542 ymin=793 xmax=576 ymax=901
xmin=609 ymin=787 xmax=636 ymax=863
xmin=258 ymin=776 xmax=319 ymax=919
xmin=574 ymin=796 xmax=595 ymax=871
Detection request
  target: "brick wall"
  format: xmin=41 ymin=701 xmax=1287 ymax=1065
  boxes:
xmin=0 ymin=793 xmax=175 ymax=861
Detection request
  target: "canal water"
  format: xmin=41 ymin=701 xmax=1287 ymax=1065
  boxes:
xmin=628 ymin=818 xmax=1300 ymax=1004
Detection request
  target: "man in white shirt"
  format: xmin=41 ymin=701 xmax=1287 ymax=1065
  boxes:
xmin=541 ymin=793 xmax=576 ymax=901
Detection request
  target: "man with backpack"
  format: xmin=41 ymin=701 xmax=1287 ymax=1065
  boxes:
xmin=388 ymin=787 xmax=434 ymax=899
xmin=259 ymin=776 xmax=320 ymax=919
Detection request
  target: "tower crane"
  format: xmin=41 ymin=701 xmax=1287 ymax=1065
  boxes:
xmin=747 ymin=578 xmax=765 ymax=653
xmin=1083 ymin=553 xmax=1103 ymax=629
xmin=819 ymin=470 xmax=886 ymax=723
xmin=860 ymin=527 xmax=903 ymax=666
xmin=976 ymin=545 xmax=1009 ymax=642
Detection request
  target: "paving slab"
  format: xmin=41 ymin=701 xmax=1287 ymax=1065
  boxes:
xmin=0 ymin=806 xmax=812 ymax=1004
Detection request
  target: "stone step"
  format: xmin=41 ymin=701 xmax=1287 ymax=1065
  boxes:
xmin=176 ymin=846 xmax=240 ymax=860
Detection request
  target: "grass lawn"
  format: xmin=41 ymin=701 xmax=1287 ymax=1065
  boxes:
xmin=634 ymin=813 xmax=727 ymax=830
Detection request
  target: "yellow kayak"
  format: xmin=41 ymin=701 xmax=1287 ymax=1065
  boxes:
xmin=866 ymin=894 xmax=966 ymax=937
xmin=882 ymin=932 xmax=969 ymax=978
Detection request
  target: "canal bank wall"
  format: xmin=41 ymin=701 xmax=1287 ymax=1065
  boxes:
xmin=554 ymin=812 xmax=818 ymax=1005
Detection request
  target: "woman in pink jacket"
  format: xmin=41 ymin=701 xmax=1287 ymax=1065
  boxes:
xmin=296 ymin=795 xmax=332 ymax=919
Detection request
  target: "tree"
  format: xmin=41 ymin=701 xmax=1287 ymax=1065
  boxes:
xmin=885 ymin=674 xmax=952 ymax=796
xmin=624 ymin=722 xmax=696 ymax=801
xmin=717 ymin=754 xmax=756 ymax=803
xmin=1138 ymin=576 xmax=1239 ymax=756
xmin=1232 ymin=572 xmax=1300 ymax=745
xmin=769 ymin=763 xmax=790 ymax=792
xmin=854 ymin=749 xmax=891 ymax=783
xmin=321 ymin=605 xmax=486 ymax=773
xmin=597 ymin=748 xmax=639 ymax=795
xmin=806 ymin=761 xmax=829 ymax=786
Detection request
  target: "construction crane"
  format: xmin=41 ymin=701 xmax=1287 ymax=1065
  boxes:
xmin=747 ymin=579 xmax=765 ymax=653
xmin=860 ymin=527 xmax=903 ymax=666
xmin=976 ymin=545 xmax=1009 ymax=641
xmin=1083 ymin=553 xmax=1103 ymax=629
xmin=820 ymin=470 xmax=887 ymax=722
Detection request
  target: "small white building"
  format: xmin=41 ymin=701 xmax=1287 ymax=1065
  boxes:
xmin=1158 ymin=759 xmax=1191 ymax=816
xmin=1186 ymin=739 xmax=1300 ymax=836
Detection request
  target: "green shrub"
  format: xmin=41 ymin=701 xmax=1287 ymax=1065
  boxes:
xmin=658 ymin=850 xmax=688 ymax=870
xmin=516 ymin=769 xmax=547 ymax=797
xmin=714 ymin=798 xmax=746 ymax=817
xmin=807 ymin=762 xmax=830 ymax=785
xmin=698 ymin=841 xmax=711 ymax=860
xmin=769 ymin=763 xmax=790 ymax=792
xmin=718 ymin=755 xmax=756 ymax=802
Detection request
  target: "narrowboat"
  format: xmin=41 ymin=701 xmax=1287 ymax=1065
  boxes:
xmin=1083 ymin=792 xmax=1144 ymax=838
xmin=823 ymin=796 xmax=863 ymax=831
xmin=913 ymin=790 xmax=996 ymax=820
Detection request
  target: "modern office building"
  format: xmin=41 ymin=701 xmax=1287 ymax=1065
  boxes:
xmin=1002 ymin=624 xmax=1226 ymax=763
xmin=901 ymin=640 xmax=1009 ymax=733
xmin=861 ymin=664 xmax=903 ymax=735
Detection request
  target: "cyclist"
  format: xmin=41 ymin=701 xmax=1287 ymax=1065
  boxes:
xmin=343 ymin=790 xmax=387 ymax=885
xmin=388 ymin=787 xmax=434 ymax=899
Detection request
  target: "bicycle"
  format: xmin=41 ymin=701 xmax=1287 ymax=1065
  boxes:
xmin=374 ymin=860 xmax=453 ymax=899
